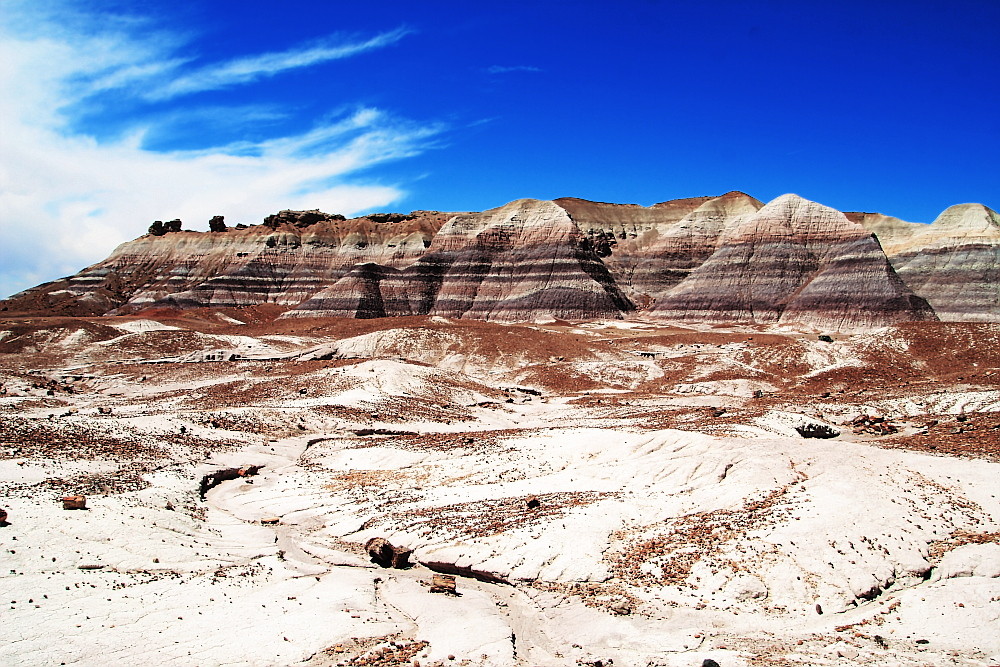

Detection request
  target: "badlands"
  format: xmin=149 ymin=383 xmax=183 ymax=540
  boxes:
xmin=2 ymin=193 xmax=999 ymax=666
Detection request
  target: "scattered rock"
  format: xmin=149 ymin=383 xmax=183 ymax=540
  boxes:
xmin=828 ymin=642 xmax=859 ymax=659
xmin=850 ymin=414 xmax=898 ymax=435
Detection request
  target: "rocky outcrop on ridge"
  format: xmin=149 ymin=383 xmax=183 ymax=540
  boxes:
xmin=861 ymin=204 xmax=1000 ymax=321
xmin=262 ymin=209 xmax=345 ymax=228
xmin=650 ymin=194 xmax=937 ymax=329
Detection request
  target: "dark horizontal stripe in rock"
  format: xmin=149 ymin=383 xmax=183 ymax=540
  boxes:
xmin=286 ymin=299 xmax=363 ymax=310
xmin=184 ymin=277 xmax=334 ymax=288
xmin=186 ymin=285 xmax=279 ymax=295
xmin=456 ymin=287 xmax=629 ymax=320
xmin=402 ymin=263 xmax=624 ymax=281
xmin=892 ymin=243 xmax=997 ymax=260
xmin=181 ymin=281 xmax=322 ymax=292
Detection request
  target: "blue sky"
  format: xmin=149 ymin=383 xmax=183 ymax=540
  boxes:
xmin=1 ymin=0 xmax=998 ymax=298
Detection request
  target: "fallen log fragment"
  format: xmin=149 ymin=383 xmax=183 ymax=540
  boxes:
xmin=795 ymin=423 xmax=839 ymax=439
xmin=365 ymin=537 xmax=412 ymax=568
xmin=62 ymin=495 xmax=87 ymax=510
xmin=352 ymin=428 xmax=418 ymax=437
xmin=430 ymin=573 xmax=457 ymax=594
xmin=199 ymin=465 xmax=263 ymax=499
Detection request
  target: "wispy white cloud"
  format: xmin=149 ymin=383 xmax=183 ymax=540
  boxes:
xmin=0 ymin=2 xmax=439 ymax=299
xmin=486 ymin=65 xmax=542 ymax=74
xmin=149 ymin=27 xmax=411 ymax=100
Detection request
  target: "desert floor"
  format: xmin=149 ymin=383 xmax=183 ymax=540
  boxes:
xmin=2 ymin=311 xmax=999 ymax=666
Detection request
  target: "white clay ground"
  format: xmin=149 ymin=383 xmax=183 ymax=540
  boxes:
xmin=2 ymin=316 xmax=999 ymax=666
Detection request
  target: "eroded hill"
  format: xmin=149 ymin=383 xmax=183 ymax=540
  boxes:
xmin=5 ymin=193 xmax=997 ymax=330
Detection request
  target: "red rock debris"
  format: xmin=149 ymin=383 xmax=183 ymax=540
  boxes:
xmin=608 ymin=479 xmax=803 ymax=586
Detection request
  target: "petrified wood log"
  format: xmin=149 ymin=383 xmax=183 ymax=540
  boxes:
xmin=62 ymin=495 xmax=87 ymax=510
xmin=199 ymin=465 xmax=263 ymax=499
xmin=365 ymin=537 xmax=412 ymax=568
xmin=429 ymin=573 xmax=457 ymax=594
xmin=795 ymin=423 xmax=840 ymax=439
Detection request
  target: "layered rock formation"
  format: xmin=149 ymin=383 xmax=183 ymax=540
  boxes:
xmin=858 ymin=204 xmax=1000 ymax=321
xmin=3 ymin=212 xmax=453 ymax=317
xmin=2 ymin=193 xmax=995 ymax=328
xmin=623 ymin=192 xmax=763 ymax=299
xmin=650 ymin=194 xmax=937 ymax=329
xmin=554 ymin=192 xmax=763 ymax=301
xmin=286 ymin=199 xmax=635 ymax=321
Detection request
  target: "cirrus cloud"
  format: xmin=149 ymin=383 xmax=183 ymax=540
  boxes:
xmin=0 ymin=1 xmax=439 ymax=299
xmin=486 ymin=65 xmax=542 ymax=74
xmin=147 ymin=27 xmax=412 ymax=101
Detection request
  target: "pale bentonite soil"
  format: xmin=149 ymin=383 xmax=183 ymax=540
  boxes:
xmin=2 ymin=313 xmax=999 ymax=666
